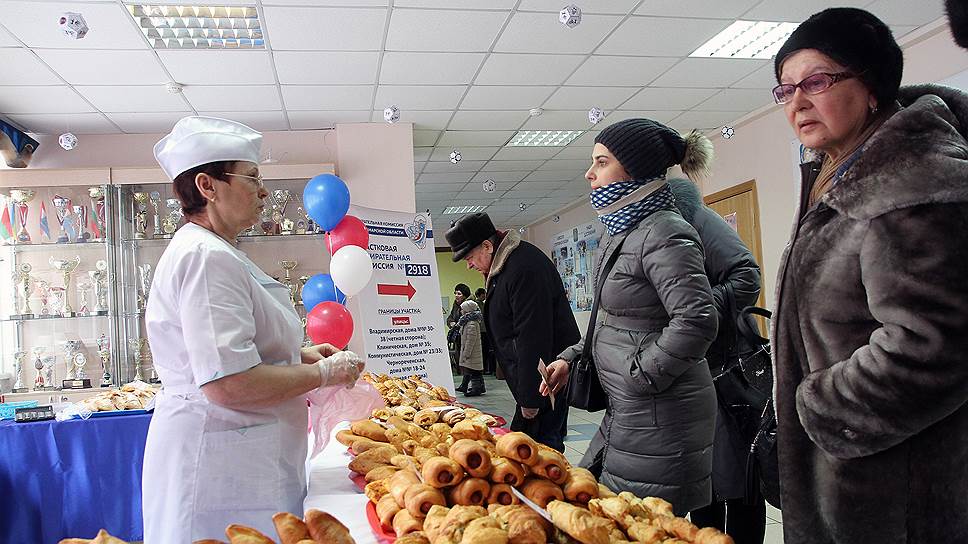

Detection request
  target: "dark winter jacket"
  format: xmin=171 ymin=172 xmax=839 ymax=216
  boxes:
xmin=774 ymin=84 xmax=968 ymax=544
xmin=670 ymin=178 xmax=762 ymax=500
xmin=485 ymin=229 xmax=581 ymax=410
xmin=559 ymin=208 xmax=719 ymax=513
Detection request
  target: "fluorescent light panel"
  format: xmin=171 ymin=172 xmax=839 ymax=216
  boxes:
xmin=443 ymin=205 xmax=488 ymax=214
xmin=506 ymin=130 xmax=584 ymax=147
xmin=126 ymin=4 xmax=264 ymax=49
xmin=689 ymin=20 xmax=798 ymax=60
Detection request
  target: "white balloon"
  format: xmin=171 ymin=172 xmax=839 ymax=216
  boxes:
xmin=330 ymin=245 xmax=373 ymax=297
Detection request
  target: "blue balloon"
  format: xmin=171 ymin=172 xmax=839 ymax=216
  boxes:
xmin=302 ymin=273 xmax=346 ymax=311
xmin=303 ymin=173 xmax=350 ymax=232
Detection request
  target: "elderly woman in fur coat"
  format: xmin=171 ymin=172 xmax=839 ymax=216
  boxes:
xmin=772 ymin=8 xmax=968 ymax=544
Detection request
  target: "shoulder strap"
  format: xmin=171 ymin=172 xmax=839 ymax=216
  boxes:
xmin=737 ymin=306 xmax=772 ymax=346
xmin=580 ymin=237 xmax=626 ymax=362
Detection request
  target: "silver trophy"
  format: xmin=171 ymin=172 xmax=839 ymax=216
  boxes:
xmin=89 ymin=260 xmax=108 ymax=315
xmin=271 ymin=190 xmax=292 ymax=234
xmin=48 ymin=287 xmax=66 ymax=317
xmin=52 ymin=195 xmax=72 ymax=243
xmin=279 ymin=260 xmax=298 ymax=306
xmin=295 ymin=207 xmax=308 ymax=235
xmin=10 ymin=189 xmax=35 ymax=244
xmin=149 ymin=191 xmax=162 ymax=236
xmin=97 ymin=333 xmax=112 ymax=387
xmin=145 ymin=340 xmax=159 ymax=384
xmin=42 ymin=355 xmax=56 ymax=390
xmin=89 ymin=186 xmax=106 ymax=242
xmin=137 ymin=263 xmax=152 ymax=312
xmin=163 ymin=198 xmax=182 ymax=236
xmin=32 ymin=347 xmax=46 ymax=389
xmin=49 ymin=255 xmax=81 ymax=317
xmin=298 ymin=275 xmax=309 ymax=306
xmin=73 ymin=353 xmax=88 ymax=381
xmin=11 ymin=263 xmax=33 ymax=318
xmin=72 ymin=205 xmax=89 ymax=243
xmin=12 ymin=350 xmax=28 ymax=392
xmin=129 ymin=338 xmax=147 ymax=382
xmin=36 ymin=280 xmax=51 ymax=317
xmin=63 ymin=340 xmax=81 ymax=380
xmin=76 ymin=278 xmax=92 ymax=315
xmin=133 ymin=192 xmax=149 ymax=239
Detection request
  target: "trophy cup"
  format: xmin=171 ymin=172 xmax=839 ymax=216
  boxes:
xmin=145 ymin=340 xmax=160 ymax=384
xmin=12 ymin=350 xmax=28 ymax=392
xmin=129 ymin=338 xmax=147 ymax=382
xmin=133 ymin=192 xmax=149 ymax=239
xmin=271 ymin=190 xmax=292 ymax=235
xmin=49 ymin=255 xmax=81 ymax=317
xmin=163 ymin=198 xmax=182 ymax=236
xmin=298 ymin=275 xmax=309 ymax=306
xmin=89 ymin=186 xmax=106 ymax=242
xmin=137 ymin=263 xmax=152 ymax=313
xmin=10 ymin=263 xmax=33 ymax=319
xmin=295 ymin=207 xmax=307 ymax=235
xmin=89 ymin=260 xmax=108 ymax=315
xmin=10 ymin=189 xmax=35 ymax=244
xmin=32 ymin=347 xmax=46 ymax=390
xmin=42 ymin=355 xmax=57 ymax=390
xmin=72 ymin=205 xmax=89 ymax=243
xmin=259 ymin=208 xmax=275 ymax=236
xmin=63 ymin=340 xmax=80 ymax=380
xmin=77 ymin=278 xmax=92 ymax=315
xmin=36 ymin=280 xmax=51 ymax=317
xmin=52 ymin=195 xmax=72 ymax=243
xmin=97 ymin=333 xmax=112 ymax=387
xmin=279 ymin=260 xmax=298 ymax=306
xmin=149 ymin=191 xmax=162 ymax=236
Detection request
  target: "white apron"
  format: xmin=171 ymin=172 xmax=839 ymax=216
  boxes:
xmin=141 ymin=224 xmax=307 ymax=543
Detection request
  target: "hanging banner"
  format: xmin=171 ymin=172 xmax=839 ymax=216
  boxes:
xmin=551 ymin=220 xmax=604 ymax=312
xmin=349 ymin=204 xmax=454 ymax=393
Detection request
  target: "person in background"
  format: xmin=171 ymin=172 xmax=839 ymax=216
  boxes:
xmin=143 ymin=116 xmax=365 ymax=542
xmin=447 ymin=283 xmax=470 ymax=373
xmin=669 ymin=178 xmax=764 ymax=544
xmin=474 ymin=287 xmax=486 ymax=305
xmin=541 ymin=118 xmax=719 ymax=514
xmin=772 ymin=8 xmax=968 ymax=543
xmin=474 ymin=287 xmax=495 ymax=375
xmin=446 ymin=212 xmax=579 ymax=452
xmin=456 ymin=299 xmax=485 ymax=396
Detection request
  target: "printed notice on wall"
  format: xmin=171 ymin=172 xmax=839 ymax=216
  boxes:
xmin=551 ymin=220 xmax=604 ymax=312
xmin=350 ymin=205 xmax=454 ymax=393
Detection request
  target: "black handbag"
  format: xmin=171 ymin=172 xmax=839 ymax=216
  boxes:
xmin=567 ymin=238 xmax=625 ymax=412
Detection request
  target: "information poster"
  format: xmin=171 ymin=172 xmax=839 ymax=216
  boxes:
xmin=550 ymin=220 xmax=604 ymax=312
xmin=350 ymin=205 xmax=454 ymax=393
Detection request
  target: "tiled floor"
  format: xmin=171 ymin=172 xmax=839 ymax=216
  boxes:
xmin=461 ymin=373 xmax=786 ymax=544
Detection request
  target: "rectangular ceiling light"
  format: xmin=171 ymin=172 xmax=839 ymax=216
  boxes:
xmin=126 ymin=4 xmax=264 ymax=49
xmin=442 ymin=205 xmax=488 ymax=214
xmin=506 ymin=130 xmax=584 ymax=147
xmin=689 ymin=20 xmax=798 ymax=59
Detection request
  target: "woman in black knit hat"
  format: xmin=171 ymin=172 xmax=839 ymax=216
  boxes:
xmin=772 ymin=7 xmax=968 ymax=544
xmin=541 ymin=118 xmax=720 ymax=514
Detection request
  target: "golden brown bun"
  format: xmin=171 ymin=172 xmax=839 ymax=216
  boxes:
xmin=271 ymin=512 xmax=310 ymax=544
xmin=404 ymin=482 xmax=448 ymax=518
xmin=377 ymin=493 xmax=402 ymax=529
xmin=448 ymin=439 xmax=493 ymax=479
xmin=392 ymin=508 xmax=424 ymax=536
xmin=364 ymin=479 xmax=390 ymax=504
xmin=350 ymin=419 xmax=388 ymax=442
xmin=304 ymin=509 xmax=354 ymax=544
xmin=225 ymin=524 xmax=275 ymax=544
xmin=421 ymin=456 xmax=465 ymax=488
xmin=532 ymin=449 xmax=569 ymax=485
xmin=486 ymin=483 xmax=520 ymax=506
xmin=519 ymin=477 xmax=564 ymax=509
xmin=495 ymin=432 xmax=539 ymax=466
xmin=445 ymin=477 xmax=491 ymax=507
xmin=335 ymin=429 xmax=363 ymax=447
xmin=547 ymin=500 xmax=610 ymax=544
xmin=489 ymin=457 xmax=526 ymax=487
xmin=365 ymin=464 xmax=399 ymax=482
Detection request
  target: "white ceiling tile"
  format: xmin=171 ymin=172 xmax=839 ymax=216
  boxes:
xmin=471 ymin=171 xmax=527 ymax=182
xmin=274 ymin=52 xmax=380 ymax=85
xmin=375 ymin=86 xmax=466 ymax=110
xmin=542 ymin=158 xmax=590 ymax=171
xmin=460 ymin=86 xmax=557 ymax=109
xmin=431 ymin=146 xmax=499 ymax=161
xmin=731 ymin=63 xmax=778 ymax=90
xmin=1 ymin=2 xmax=147 ymax=49
xmin=75 ymin=86 xmax=190 ymax=113
xmin=742 ymin=0 xmax=872 ymax=22
xmin=159 ymin=51 xmax=275 ymax=85
xmin=438 ymin=130 xmax=515 ymax=146
xmin=694 ymin=88 xmax=774 ymax=112
xmin=448 ymin=111 xmax=528 ymax=130
xmin=414 ymin=147 xmax=433 ymax=161
xmin=422 ymin=160 xmax=486 ymax=172
xmin=8 ymin=113 xmax=119 ymax=135
xmin=414 ymin=161 xmax=426 ymax=174
xmin=567 ymin=56 xmax=679 ymax=86
xmin=603 ymin=110 xmax=681 ymax=125
xmin=889 ymin=25 xmax=919 ymax=39
xmin=494 ymin=13 xmax=623 ymax=54
xmin=0 ymin=26 xmax=19 ymax=47
xmin=598 ymin=17 xmax=732 ymax=56
xmin=506 ymin=189 xmax=552 ymax=199
xmin=263 ymin=7 xmax=387 ymax=50
xmin=0 ymin=86 xmax=95 ymax=114
xmin=184 ymin=86 xmax=282 ymax=111
xmin=382 ymin=110 xmax=454 ymax=130
xmin=650 ymin=58 xmax=768 ymax=88
xmin=387 ymin=9 xmax=507 ymax=52
xmin=106 ymin=112 xmax=191 ymax=133
xmin=669 ymin=111 xmax=740 ymax=131
xmin=521 ymin=110 xmax=593 ymax=130
xmin=287 ymin=111 xmax=372 ymax=129
xmin=196 ymin=111 xmax=289 ymax=131
xmin=457 ymin=191 xmax=499 ymax=200
xmin=491 ymin=146 xmax=562 ymax=160
xmin=866 ymin=0 xmax=945 ymax=26
xmin=263 ymin=0 xmax=387 ymax=4
xmin=481 ymin=160 xmax=547 ymax=171
xmin=552 ymin=144 xmax=595 ymax=159
xmin=282 ymin=86 xmax=373 ymax=110
xmin=413 ymin=130 xmax=441 ymax=146
xmin=416 ymin=182 xmax=463 ymax=191
xmin=418 ymin=172 xmax=475 ymax=183
xmin=35 ymin=50 xmax=168 ymax=85
xmin=523 ymin=170 xmax=579 ymax=181
xmin=380 ymin=52 xmax=486 ymax=85
xmin=476 ymin=54 xmax=586 ymax=85
xmin=543 ymin=86 xmax=638 ymax=110
xmin=621 ymin=87 xmax=718 ymax=110
xmin=395 ymin=0 xmax=517 ymax=7
xmin=512 ymin=181 xmax=563 ymax=190
xmin=518 ymin=0 xmax=640 ymax=13
xmin=0 ymin=49 xmax=61 ymax=84
xmin=636 ymin=0 xmax=761 ymax=19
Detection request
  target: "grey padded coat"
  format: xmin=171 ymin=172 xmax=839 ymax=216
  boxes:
xmin=559 ymin=207 xmax=719 ymax=513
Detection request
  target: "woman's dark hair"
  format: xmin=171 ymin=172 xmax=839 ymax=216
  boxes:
xmin=172 ymin=160 xmax=236 ymax=216
xmin=454 ymin=284 xmax=471 ymax=297
xmin=475 ymin=288 xmax=486 ymax=299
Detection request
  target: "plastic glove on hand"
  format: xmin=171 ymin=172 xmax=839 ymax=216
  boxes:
xmin=316 ymin=350 xmax=366 ymax=388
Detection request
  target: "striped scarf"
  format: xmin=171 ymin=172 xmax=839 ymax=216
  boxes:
xmin=590 ymin=176 xmax=677 ymax=235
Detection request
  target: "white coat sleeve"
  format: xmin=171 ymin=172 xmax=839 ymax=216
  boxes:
xmin=176 ymin=246 xmax=261 ymax=386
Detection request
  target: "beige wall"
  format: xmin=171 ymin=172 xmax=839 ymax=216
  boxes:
xmin=336 ymin=123 xmax=416 ymax=213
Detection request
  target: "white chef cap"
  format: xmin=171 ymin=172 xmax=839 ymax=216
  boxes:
xmin=153 ymin=116 xmax=262 ymax=180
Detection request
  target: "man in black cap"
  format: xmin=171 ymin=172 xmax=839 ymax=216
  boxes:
xmin=446 ymin=212 xmax=579 ymax=452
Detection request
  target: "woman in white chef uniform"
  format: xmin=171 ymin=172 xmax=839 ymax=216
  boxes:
xmin=142 ymin=116 xmax=365 ymax=543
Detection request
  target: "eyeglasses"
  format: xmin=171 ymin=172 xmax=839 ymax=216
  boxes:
xmin=772 ymin=72 xmax=856 ymax=104
xmin=222 ymin=172 xmax=265 ymax=189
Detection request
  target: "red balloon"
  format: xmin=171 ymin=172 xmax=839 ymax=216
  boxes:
xmin=326 ymin=215 xmax=369 ymax=254
xmin=306 ymin=301 xmax=354 ymax=348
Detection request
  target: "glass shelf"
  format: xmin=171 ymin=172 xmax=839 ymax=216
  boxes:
xmin=4 ymin=240 xmax=109 ymax=252
xmin=2 ymin=312 xmax=110 ymax=323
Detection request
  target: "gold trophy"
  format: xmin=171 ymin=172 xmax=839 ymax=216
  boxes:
xmin=11 ymin=263 xmax=33 ymax=318
xmin=88 ymin=186 xmax=106 ymax=242
xmin=49 ymin=255 xmax=81 ymax=317
xmin=279 ymin=260 xmax=298 ymax=306
xmin=129 ymin=338 xmax=147 ymax=382
xmin=133 ymin=192 xmax=149 ymax=239
xmin=10 ymin=189 xmax=35 ymax=244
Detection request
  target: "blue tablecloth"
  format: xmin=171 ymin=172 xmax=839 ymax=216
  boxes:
xmin=0 ymin=412 xmax=151 ymax=544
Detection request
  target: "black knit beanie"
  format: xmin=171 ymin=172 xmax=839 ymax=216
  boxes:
xmin=774 ymin=7 xmax=903 ymax=107
xmin=594 ymin=118 xmax=685 ymax=181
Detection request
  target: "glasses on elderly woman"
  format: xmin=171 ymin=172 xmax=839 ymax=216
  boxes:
xmin=772 ymin=72 xmax=857 ymax=104
xmin=222 ymin=172 xmax=265 ymax=189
